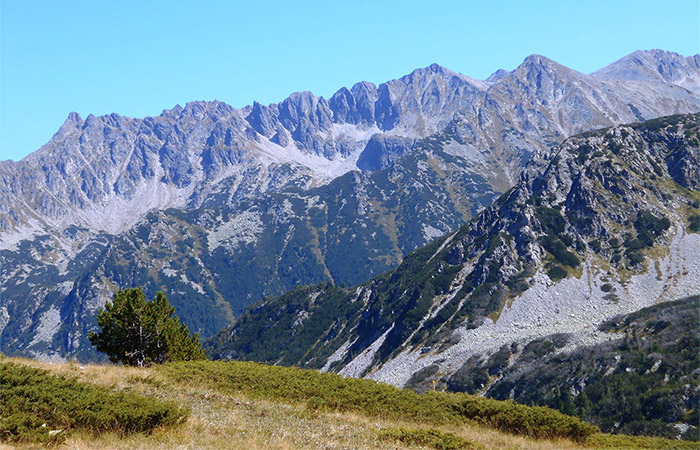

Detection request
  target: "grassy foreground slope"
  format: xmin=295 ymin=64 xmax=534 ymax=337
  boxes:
xmin=1 ymin=358 xmax=695 ymax=449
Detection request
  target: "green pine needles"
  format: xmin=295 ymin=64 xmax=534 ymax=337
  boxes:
xmin=89 ymin=288 xmax=205 ymax=366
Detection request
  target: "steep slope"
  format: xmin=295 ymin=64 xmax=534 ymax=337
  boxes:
xmin=1 ymin=50 xmax=699 ymax=360
xmin=452 ymin=296 xmax=699 ymax=440
xmin=208 ymin=114 xmax=700 ymax=400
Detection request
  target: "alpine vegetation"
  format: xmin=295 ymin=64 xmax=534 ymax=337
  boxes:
xmin=89 ymin=288 xmax=205 ymax=366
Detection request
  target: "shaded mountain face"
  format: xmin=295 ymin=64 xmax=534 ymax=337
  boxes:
xmin=207 ymin=114 xmax=700 ymax=393
xmin=1 ymin=50 xmax=699 ymax=360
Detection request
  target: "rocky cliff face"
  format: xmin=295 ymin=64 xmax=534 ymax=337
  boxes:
xmin=208 ymin=114 xmax=700 ymax=393
xmin=1 ymin=50 xmax=699 ymax=360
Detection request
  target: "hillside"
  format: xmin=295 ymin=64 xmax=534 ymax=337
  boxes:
xmin=1 ymin=357 xmax=695 ymax=450
xmin=1 ymin=50 xmax=699 ymax=361
xmin=447 ymin=295 xmax=700 ymax=440
xmin=208 ymin=113 xmax=700 ymax=438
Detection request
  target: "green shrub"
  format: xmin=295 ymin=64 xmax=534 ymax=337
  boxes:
xmin=689 ymin=215 xmax=700 ymax=233
xmin=588 ymin=239 xmax=602 ymax=253
xmin=540 ymin=235 xmax=579 ymax=268
xmin=161 ymin=360 xmax=598 ymax=441
xmin=626 ymin=249 xmax=645 ymax=266
xmin=306 ymin=396 xmax=327 ymax=411
xmin=623 ymin=237 xmax=645 ymax=251
xmin=0 ymin=362 xmax=186 ymax=444
xmin=547 ymin=264 xmax=567 ymax=281
xmin=632 ymin=210 xmax=671 ymax=248
xmin=379 ymin=426 xmax=480 ymax=450
xmin=535 ymin=207 xmax=566 ymax=234
xmin=585 ymin=432 xmax=700 ymax=449
xmin=453 ymin=396 xmax=598 ymax=441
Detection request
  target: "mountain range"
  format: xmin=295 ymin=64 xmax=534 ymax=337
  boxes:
xmin=208 ymin=113 xmax=700 ymax=438
xmin=0 ymin=49 xmax=699 ymax=361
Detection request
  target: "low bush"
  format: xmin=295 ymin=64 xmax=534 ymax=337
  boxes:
xmin=453 ymin=396 xmax=597 ymax=441
xmin=547 ymin=264 xmax=567 ymax=281
xmin=626 ymin=249 xmax=645 ymax=266
xmin=633 ymin=210 xmax=671 ymax=247
xmin=379 ymin=426 xmax=480 ymax=450
xmin=161 ymin=360 xmax=598 ymax=441
xmin=585 ymin=432 xmax=699 ymax=449
xmin=535 ymin=206 xmax=566 ymax=235
xmin=0 ymin=362 xmax=186 ymax=444
xmin=689 ymin=214 xmax=700 ymax=233
xmin=540 ymin=235 xmax=580 ymax=268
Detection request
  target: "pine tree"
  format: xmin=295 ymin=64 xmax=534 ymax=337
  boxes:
xmin=88 ymin=288 xmax=205 ymax=366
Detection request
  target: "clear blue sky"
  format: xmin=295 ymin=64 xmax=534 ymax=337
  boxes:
xmin=1 ymin=0 xmax=699 ymax=161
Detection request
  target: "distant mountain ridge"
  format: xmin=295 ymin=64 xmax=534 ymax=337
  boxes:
xmin=591 ymin=49 xmax=700 ymax=87
xmin=0 ymin=49 xmax=699 ymax=360
xmin=2 ymin=50 xmax=698 ymax=240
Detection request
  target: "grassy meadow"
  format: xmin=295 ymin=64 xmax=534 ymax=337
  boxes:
xmin=1 ymin=357 xmax=695 ymax=450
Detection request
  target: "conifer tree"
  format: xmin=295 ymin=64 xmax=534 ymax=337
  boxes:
xmin=88 ymin=287 xmax=205 ymax=366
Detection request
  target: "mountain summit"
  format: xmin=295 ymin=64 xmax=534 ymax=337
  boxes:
xmin=592 ymin=49 xmax=700 ymax=91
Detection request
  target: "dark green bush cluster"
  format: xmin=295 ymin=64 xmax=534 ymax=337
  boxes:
xmin=535 ymin=206 xmax=566 ymax=235
xmin=633 ymin=210 xmax=671 ymax=247
xmin=534 ymin=206 xmax=580 ymax=276
xmin=689 ymin=214 xmax=700 ymax=233
xmin=588 ymin=238 xmax=602 ymax=253
xmin=540 ymin=235 xmax=580 ymax=268
xmin=622 ymin=210 xmax=670 ymax=266
xmin=575 ymin=144 xmax=596 ymax=164
xmin=586 ymin=431 xmax=700 ymax=449
xmin=546 ymin=263 xmax=568 ymax=281
xmin=161 ymin=360 xmax=598 ymax=441
xmin=379 ymin=426 xmax=480 ymax=450
xmin=0 ymin=362 xmax=186 ymax=444
xmin=453 ymin=396 xmax=597 ymax=441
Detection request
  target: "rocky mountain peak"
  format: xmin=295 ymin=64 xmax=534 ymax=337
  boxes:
xmin=53 ymin=111 xmax=84 ymax=138
xmin=161 ymin=104 xmax=185 ymax=118
xmin=327 ymin=81 xmax=378 ymax=126
xmin=514 ymin=54 xmax=581 ymax=80
xmin=245 ymin=100 xmax=279 ymax=137
xmin=404 ymin=62 xmax=452 ymax=78
xmin=591 ymin=49 xmax=700 ymax=92
xmin=426 ymin=62 xmax=451 ymax=74
xmin=486 ymin=69 xmax=508 ymax=82
xmin=65 ymin=111 xmax=83 ymax=124
xmin=400 ymin=62 xmax=486 ymax=90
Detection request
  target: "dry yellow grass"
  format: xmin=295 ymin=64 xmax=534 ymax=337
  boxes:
xmin=0 ymin=358 xmax=660 ymax=450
